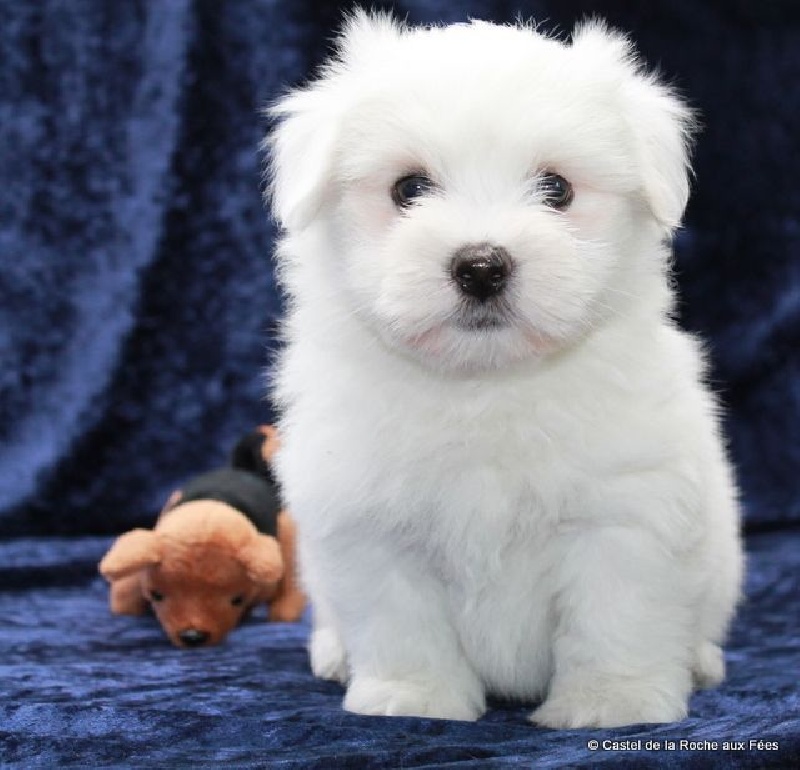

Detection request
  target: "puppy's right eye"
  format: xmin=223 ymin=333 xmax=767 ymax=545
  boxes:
xmin=392 ymin=174 xmax=434 ymax=207
xmin=150 ymin=590 xmax=165 ymax=603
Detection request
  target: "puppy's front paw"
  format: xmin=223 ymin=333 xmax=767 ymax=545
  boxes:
xmin=309 ymin=627 xmax=348 ymax=684
xmin=344 ymin=676 xmax=483 ymax=721
xmin=531 ymin=680 xmax=688 ymax=728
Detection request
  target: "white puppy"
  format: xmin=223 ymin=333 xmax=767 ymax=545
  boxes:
xmin=266 ymin=12 xmax=743 ymax=728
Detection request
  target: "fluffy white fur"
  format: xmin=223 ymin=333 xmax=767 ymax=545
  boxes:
xmin=267 ymin=11 xmax=743 ymax=728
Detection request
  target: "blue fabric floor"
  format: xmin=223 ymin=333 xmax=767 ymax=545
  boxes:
xmin=1 ymin=532 xmax=798 ymax=768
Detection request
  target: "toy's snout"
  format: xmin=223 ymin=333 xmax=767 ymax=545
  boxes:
xmin=178 ymin=628 xmax=211 ymax=647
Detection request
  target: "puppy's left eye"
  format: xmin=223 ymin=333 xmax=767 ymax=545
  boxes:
xmin=231 ymin=595 xmax=245 ymax=607
xmin=538 ymin=172 xmax=573 ymax=210
xmin=392 ymin=174 xmax=434 ymax=207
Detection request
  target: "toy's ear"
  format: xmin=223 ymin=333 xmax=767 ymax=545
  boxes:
xmin=237 ymin=535 xmax=284 ymax=587
xmin=99 ymin=530 xmax=162 ymax=580
xmin=572 ymin=21 xmax=696 ymax=232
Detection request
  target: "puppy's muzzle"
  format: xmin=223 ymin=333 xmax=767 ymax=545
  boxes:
xmin=451 ymin=243 xmax=512 ymax=301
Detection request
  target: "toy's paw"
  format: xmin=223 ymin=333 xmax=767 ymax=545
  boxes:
xmin=309 ymin=627 xmax=348 ymax=684
xmin=531 ymin=679 xmax=687 ymax=728
xmin=344 ymin=675 xmax=483 ymax=721
xmin=692 ymin=641 xmax=724 ymax=689
xmin=269 ymin=594 xmax=305 ymax=623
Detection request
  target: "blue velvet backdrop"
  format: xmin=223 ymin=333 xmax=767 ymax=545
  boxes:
xmin=1 ymin=1 xmax=798 ymax=767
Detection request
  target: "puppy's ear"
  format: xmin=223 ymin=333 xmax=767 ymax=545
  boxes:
xmin=99 ymin=530 xmax=162 ymax=580
xmin=572 ymin=21 xmax=696 ymax=232
xmin=266 ymin=10 xmax=404 ymax=231
xmin=267 ymin=87 xmax=340 ymax=231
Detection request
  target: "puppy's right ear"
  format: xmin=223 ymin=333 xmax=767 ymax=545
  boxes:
xmin=99 ymin=530 xmax=162 ymax=580
xmin=266 ymin=10 xmax=404 ymax=231
xmin=267 ymin=87 xmax=340 ymax=232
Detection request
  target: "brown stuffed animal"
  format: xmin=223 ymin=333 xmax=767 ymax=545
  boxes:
xmin=99 ymin=426 xmax=305 ymax=648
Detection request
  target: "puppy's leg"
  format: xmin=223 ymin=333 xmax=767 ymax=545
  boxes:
xmin=692 ymin=510 xmax=742 ymax=689
xmin=532 ymin=525 xmax=693 ymax=728
xmin=309 ymin=599 xmax=349 ymax=684
xmin=298 ymin=536 xmax=349 ymax=683
xmin=309 ymin=536 xmax=485 ymax=721
xmin=691 ymin=640 xmax=724 ymax=689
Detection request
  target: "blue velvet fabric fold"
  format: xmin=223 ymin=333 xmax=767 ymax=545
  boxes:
xmin=1 ymin=1 xmax=799 ymax=766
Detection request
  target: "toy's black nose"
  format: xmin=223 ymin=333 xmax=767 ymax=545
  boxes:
xmin=179 ymin=629 xmax=210 ymax=647
xmin=451 ymin=243 xmax=513 ymax=301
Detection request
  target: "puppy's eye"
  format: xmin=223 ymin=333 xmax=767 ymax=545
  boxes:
xmin=231 ymin=595 xmax=245 ymax=607
xmin=392 ymin=174 xmax=434 ymax=207
xmin=150 ymin=590 xmax=165 ymax=603
xmin=538 ymin=172 xmax=573 ymax=210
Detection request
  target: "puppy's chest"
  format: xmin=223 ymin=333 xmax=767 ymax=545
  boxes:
xmin=360 ymin=427 xmax=566 ymax=578
xmin=289 ymin=365 xmax=591 ymax=566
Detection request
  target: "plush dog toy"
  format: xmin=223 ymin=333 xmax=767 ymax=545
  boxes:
xmin=99 ymin=426 xmax=305 ymax=648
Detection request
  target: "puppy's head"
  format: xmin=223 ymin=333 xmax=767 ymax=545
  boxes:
xmin=268 ymin=12 xmax=694 ymax=372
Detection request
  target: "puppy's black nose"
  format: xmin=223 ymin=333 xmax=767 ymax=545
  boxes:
xmin=451 ymin=244 xmax=512 ymax=301
xmin=179 ymin=629 xmax=210 ymax=647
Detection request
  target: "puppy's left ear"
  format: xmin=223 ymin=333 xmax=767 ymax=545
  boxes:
xmin=572 ymin=22 xmax=696 ymax=232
